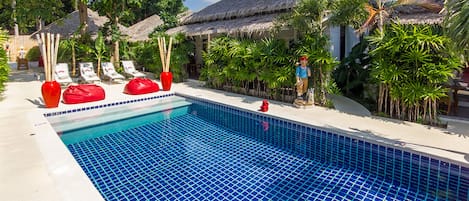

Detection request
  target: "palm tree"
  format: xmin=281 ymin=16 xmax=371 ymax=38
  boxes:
xmin=444 ymin=0 xmax=469 ymax=67
xmin=77 ymin=0 xmax=89 ymax=36
xmin=278 ymin=0 xmax=343 ymax=105
xmin=328 ymin=0 xmax=444 ymax=37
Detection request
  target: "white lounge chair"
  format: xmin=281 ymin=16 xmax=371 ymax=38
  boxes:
xmin=102 ymin=62 xmax=125 ymax=83
xmin=54 ymin=63 xmax=73 ymax=86
xmin=121 ymin=60 xmax=146 ymax=78
xmin=79 ymin=62 xmax=101 ymax=84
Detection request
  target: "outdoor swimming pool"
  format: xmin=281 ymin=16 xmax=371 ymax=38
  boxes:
xmin=45 ymin=94 xmax=469 ymax=200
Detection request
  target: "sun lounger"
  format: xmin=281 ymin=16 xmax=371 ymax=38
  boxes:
xmin=79 ymin=62 xmax=101 ymax=84
xmin=102 ymin=62 xmax=125 ymax=83
xmin=121 ymin=60 xmax=146 ymax=78
xmin=54 ymin=63 xmax=73 ymax=86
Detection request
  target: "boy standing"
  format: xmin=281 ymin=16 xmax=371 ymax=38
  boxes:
xmin=295 ymin=56 xmax=311 ymax=100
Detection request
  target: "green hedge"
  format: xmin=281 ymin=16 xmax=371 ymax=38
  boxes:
xmin=26 ymin=46 xmax=41 ymax=61
xmin=0 ymin=29 xmax=10 ymax=94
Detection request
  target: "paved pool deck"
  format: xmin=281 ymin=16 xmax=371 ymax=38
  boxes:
xmin=1 ymin=64 xmax=469 ymax=201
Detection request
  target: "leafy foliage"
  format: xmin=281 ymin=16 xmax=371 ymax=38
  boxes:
xmin=276 ymin=0 xmax=341 ymax=105
xmin=25 ymin=46 xmax=41 ymax=61
xmin=0 ymin=29 xmax=9 ymax=94
xmin=93 ymin=31 xmax=107 ymax=76
xmin=367 ymin=23 xmax=460 ymax=124
xmin=444 ymin=0 xmax=469 ymax=64
xmin=11 ymin=0 xmax=66 ymax=34
xmin=200 ymin=36 xmax=296 ymax=101
xmin=333 ymin=40 xmax=372 ymax=99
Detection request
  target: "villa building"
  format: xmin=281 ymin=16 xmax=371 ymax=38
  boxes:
xmin=167 ymin=0 xmax=445 ymax=79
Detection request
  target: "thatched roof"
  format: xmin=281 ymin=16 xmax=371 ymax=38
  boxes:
xmin=32 ymin=8 xmax=127 ymax=39
xmin=168 ymin=0 xmax=444 ymax=37
xmin=183 ymin=0 xmax=296 ymax=24
xmin=168 ymin=0 xmax=295 ymax=36
xmin=393 ymin=1 xmax=444 ymax=25
xmin=125 ymin=15 xmax=163 ymax=42
xmin=395 ymin=13 xmax=443 ymax=25
xmin=167 ymin=13 xmax=280 ymax=36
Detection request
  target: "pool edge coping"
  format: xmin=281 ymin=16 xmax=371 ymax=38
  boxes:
xmin=29 ymin=90 xmax=469 ymax=201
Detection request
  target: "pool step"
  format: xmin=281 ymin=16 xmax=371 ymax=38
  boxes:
xmin=50 ymin=97 xmax=192 ymax=133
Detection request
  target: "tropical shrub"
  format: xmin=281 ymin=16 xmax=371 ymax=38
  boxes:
xmin=333 ymin=40 xmax=375 ymax=109
xmin=0 ymin=29 xmax=9 ymax=94
xmin=368 ymin=23 xmax=460 ymax=124
xmin=333 ymin=40 xmax=371 ymax=97
xmin=276 ymin=0 xmax=342 ymax=106
xmin=26 ymin=46 xmax=41 ymax=61
xmin=444 ymin=0 xmax=469 ymax=64
xmin=201 ymin=36 xmax=297 ymax=101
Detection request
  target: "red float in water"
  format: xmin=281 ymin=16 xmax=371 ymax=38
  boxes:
xmin=124 ymin=77 xmax=160 ymax=95
xmin=63 ymin=84 xmax=105 ymax=104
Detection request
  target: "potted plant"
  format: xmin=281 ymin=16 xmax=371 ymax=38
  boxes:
xmin=157 ymin=36 xmax=173 ymax=91
xmin=37 ymin=33 xmax=61 ymax=108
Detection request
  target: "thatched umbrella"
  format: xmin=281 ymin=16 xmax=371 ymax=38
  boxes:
xmin=125 ymin=15 xmax=164 ymax=42
xmin=183 ymin=0 xmax=296 ymax=24
xmin=31 ymin=8 xmax=128 ymax=39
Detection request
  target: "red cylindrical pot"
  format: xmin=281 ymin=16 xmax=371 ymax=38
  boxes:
xmin=41 ymin=81 xmax=61 ymax=108
xmin=160 ymin=72 xmax=173 ymax=91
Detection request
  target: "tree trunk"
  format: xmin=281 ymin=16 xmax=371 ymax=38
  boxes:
xmin=97 ymin=57 xmax=101 ymax=77
xmin=36 ymin=17 xmax=44 ymax=30
xmin=415 ymin=105 xmax=419 ymax=122
xmin=384 ymin=85 xmax=388 ymax=115
xmin=396 ymin=99 xmax=401 ymax=119
xmin=113 ymin=16 xmax=120 ymax=68
xmin=401 ymin=104 xmax=407 ymax=120
xmin=422 ymin=99 xmax=428 ymax=122
xmin=71 ymin=45 xmax=76 ymax=76
xmin=432 ymin=100 xmax=438 ymax=124
xmin=390 ymin=99 xmax=394 ymax=118
xmin=408 ymin=105 xmax=412 ymax=121
xmin=378 ymin=83 xmax=384 ymax=113
xmin=78 ymin=1 xmax=88 ymax=35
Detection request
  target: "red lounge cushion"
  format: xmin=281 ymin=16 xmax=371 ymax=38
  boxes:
xmin=63 ymin=84 xmax=105 ymax=104
xmin=124 ymin=78 xmax=160 ymax=95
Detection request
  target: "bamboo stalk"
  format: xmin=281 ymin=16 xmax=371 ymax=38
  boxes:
xmin=53 ymin=34 xmax=60 ymax=80
xmin=165 ymin=37 xmax=172 ymax=72
xmin=50 ymin=34 xmax=56 ymax=81
xmin=40 ymin=33 xmax=48 ymax=81
xmin=163 ymin=37 xmax=167 ymax=57
xmin=158 ymin=37 xmax=166 ymax=72
xmin=46 ymin=33 xmax=52 ymax=81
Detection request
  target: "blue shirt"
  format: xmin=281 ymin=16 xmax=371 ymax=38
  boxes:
xmin=296 ymin=66 xmax=310 ymax=78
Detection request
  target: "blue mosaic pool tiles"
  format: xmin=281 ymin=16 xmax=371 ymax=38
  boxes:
xmin=68 ymin=114 xmax=438 ymax=200
xmin=187 ymin=97 xmax=469 ymax=200
xmin=43 ymin=93 xmax=175 ymax=117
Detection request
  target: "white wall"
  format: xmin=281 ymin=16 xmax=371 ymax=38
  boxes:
xmin=329 ymin=26 xmax=341 ymax=61
xmin=345 ymin=26 xmax=360 ymax=57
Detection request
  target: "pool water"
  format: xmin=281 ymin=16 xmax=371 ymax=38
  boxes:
xmin=54 ymin=97 xmax=469 ymax=200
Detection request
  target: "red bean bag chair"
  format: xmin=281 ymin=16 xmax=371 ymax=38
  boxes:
xmin=124 ymin=78 xmax=160 ymax=95
xmin=63 ymin=84 xmax=105 ymax=104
